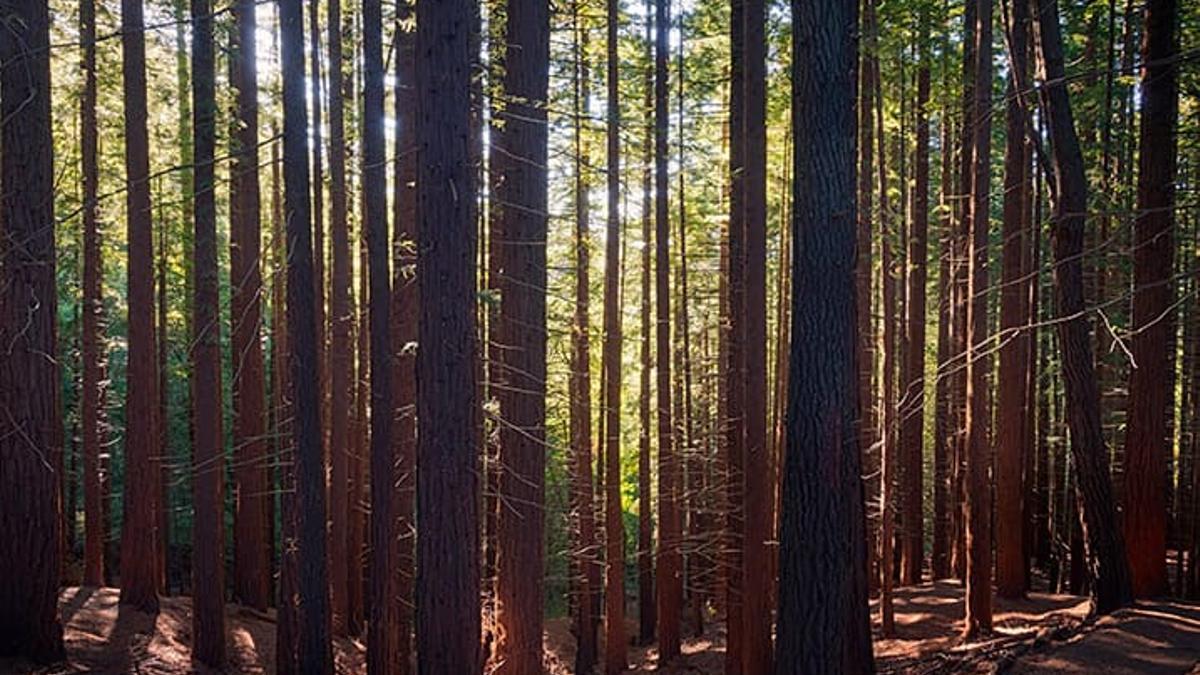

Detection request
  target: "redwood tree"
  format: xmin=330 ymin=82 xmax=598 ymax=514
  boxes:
xmin=639 ymin=0 xmax=656 ymax=648
xmin=230 ymin=0 xmax=270 ymax=612
xmin=120 ymin=0 xmax=161 ymax=615
xmin=1122 ymin=0 xmax=1179 ymax=599
xmin=1031 ymin=0 xmax=1134 ymax=615
xmin=191 ymin=0 xmax=226 ymax=662
xmin=775 ymin=0 xmax=874 ymax=667
xmin=0 ymin=0 xmax=65 ymax=657
xmin=416 ymin=0 xmax=483 ymax=663
xmin=493 ymin=0 xmax=550 ymax=665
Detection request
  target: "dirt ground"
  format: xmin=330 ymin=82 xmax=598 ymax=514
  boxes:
xmin=0 ymin=583 xmax=1196 ymax=673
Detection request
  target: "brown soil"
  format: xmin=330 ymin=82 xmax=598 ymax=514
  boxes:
xmin=2 ymin=584 xmax=1195 ymax=673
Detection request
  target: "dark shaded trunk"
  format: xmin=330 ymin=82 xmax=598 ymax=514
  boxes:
xmin=230 ymin=0 xmax=270 ymax=613
xmin=190 ymin=0 xmax=225 ymax=662
xmin=1122 ymin=0 xmax=1178 ymax=599
xmin=415 ymin=0 xmax=483 ymax=663
xmin=119 ymin=0 xmax=161 ymax=616
xmin=391 ymin=0 xmax=418 ymax=669
xmin=0 ymin=0 xmax=65 ymax=657
xmin=281 ymin=0 xmax=332 ymax=669
xmin=492 ymin=0 xmax=550 ymax=666
xmin=775 ymin=0 xmax=874 ymax=667
xmin=1030 ymin=0 xmax=1134 ymax=615
xmin=857 ymin=0 xmax=879 ymax=592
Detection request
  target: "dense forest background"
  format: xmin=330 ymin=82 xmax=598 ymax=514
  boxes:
xmin=2 ymin=0 xmax=1200 ymax=670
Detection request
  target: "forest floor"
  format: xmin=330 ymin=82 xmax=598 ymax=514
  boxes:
xmin=1 ymin=582 xmax=1196 ymax=673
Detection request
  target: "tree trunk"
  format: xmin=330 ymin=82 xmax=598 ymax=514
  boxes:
xmin=1123 ymin=0 xmax=1178 ymax=599
xmin=997 ymin=0 xmax=1032 ymax=599
xmin=962 ymin=0 xmax=993 ymax=638
xmin=0 ymin=0 xmax=65 ymax=656
xmin=81 ymin=0 xmax=106 ymax=589
xmin=569 ymin=5 xmax=599 ymax=669
xmin=391 ymin=0 xmax=418 ymax=669
xmin=1030 ymin=0 xmax=1134 ymax=614
xmin=880 ymin=169 xmax=898 ymax=636
xmin=776 ymin=0 xmax=874 ymax=666
xmin=230 ymin=0 xmax=270 ymax=613
xmin=416 ymin=0 xmax=483 ymax=663
xmin=654 ymin=0 xmax=682 ymax=659
xmin=281 ymin=0 xmax=332 ymax=669
xmin=120 ymin=0 xmax=161 ymax=615
xmin=900 ymin=17 xmax=930 ymax=588
xmin=602 ymin=0 xmax=627 ymax=668
xmin=493 ymin=0 xmax=550 ymax=666
xmin=190 ymin=0 xmax=225 ymax=662
xmin=638 ymin=0 xmax=656 ymax=647
xmin=857 ymin=0 xmax=879 ymax=593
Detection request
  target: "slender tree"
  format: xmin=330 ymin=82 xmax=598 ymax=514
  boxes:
xmin=80 ymin=0 xmax=106 ymax=589
xmin=654 ymin=0 xmax=682 ymax=659
xmin=392 ymin=0 xmax=419 ymax=669
xmin=1123 ymin=0 xmax=1179 ymax=599
xmin=857 ymin=0 xmax=879 ymax=592
xmin=0 ymin=0 xmax=65 ymax=658
xmin=962 ymin=0 xmax=994 ymax=638
xmin=1030 ymin=0 xmax=1134 ymax=614
xmin=775 ymin=0 xmax=874 ymax=666
xmin=280 ymin=0 xmax=333 ymax=669
xmin=416 ymin=0 xmax=482 ymax=662
xmin=639 ymin=0 xmax=656 ymax=647
xmin=119 ymin=0 xmax=161 ymax=615
xmin=997 ymin=0 xmax=1032 ymax=599
xmin=603 ymin=0 xmax=628 ymax=667
xmin=230 ymin=0 xmax=270 ymax=612
xmin=191 ymin=0 xmax=225 ymax=661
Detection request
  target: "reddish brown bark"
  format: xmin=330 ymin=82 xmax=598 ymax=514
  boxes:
xmin=230 ymin=0 xmax=270 ymax=613
xmin=119 ymin=0 xmax=161 ymax=616
xmin=416 ymin=0 xmax=483 ymax=663
xmin=638 ymin=0 xmax=656 ymax=647
xmin=857 ymin=0 xmax=879 ymax=593
xmin=1123 ymin=0 xmax=1179 ymax=599
xmin=80 ymin=0 xmax=105 ymax=589
xmin=191 ymin=0 xmax=225 ymax=662
xmin=0 ymin=0 xmax=65 ymax=656
xmin=492 ymin=0 xmax=550 ymax=666
xmin=602 ymin=0 xmax=627 ymax=668
xmin=997 ymin=0 xmax=1033 ymax=600
xmin=962 ymin=0 xmax=994 ymax=639
xmin=880 ymin=174 xmax=898 ymax=637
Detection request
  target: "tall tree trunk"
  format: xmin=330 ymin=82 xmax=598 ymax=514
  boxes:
xmin=0 ymin=0 xmax=65 ymax=657
xmin=416 ymin=0 xmax=482 ymax=663
xmin=638 ymin=0 xmax=656 ymax=646
xmin=776 ymin=0 xmax=874 ymax=666
xmin=997 ymin=0 xmax=1032 ymax=599
xmin=120 ymin=0 xmax=161 ymax=615
xmin=602 ymin=0 xmax=627 ymax=668
xmin=741 ymin=0 xmax=770 ymax=665
xmin=1031 ymin=0 xmax=1134 ymax=614
xmin=857 ymin=0 xmax=879 ymax=592
xmin=654 ymin=0 xmax=682 ymax=659
xmin=900 ymin=14 xmax=930 ymax=588
xmin=1123 ymin=0 xmax=1178 ymax=599
xmin=281 ymin=0 xmax=333 ymax=669
xmin=230 ymin=0 xmax=270 ymax=612
xmin=880 ymin=172 xmax=898 ymax=636
xmin=191 ymin=0 xmax=225 ymax=662
xmin=392 ymin=0 xmax=418 ymax=669
xmin=327 ymin=0 xmax=352 ymax=636
xmin=365 ymin=0 xmax=396 ymax=668
xmin=962 ymin=0 xmax=993 ymax=638
xmin=569 ymin=4 xmax=599 ymax=669
xmin=309 ymin=0 xmax=328 ymax=474
xmin=493 ymin=0 xmax=550 ymax=666
xmin=81 ymin=0 xmax=106 ymax=589
xmin=725 ymin=0 xmax=746 ymax=665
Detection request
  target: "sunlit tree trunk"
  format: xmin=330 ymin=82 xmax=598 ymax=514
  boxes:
xmin=638 ymin=0 xmax=656 ymax=647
